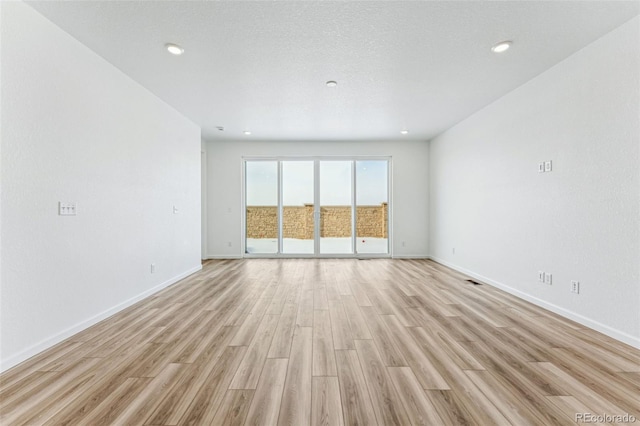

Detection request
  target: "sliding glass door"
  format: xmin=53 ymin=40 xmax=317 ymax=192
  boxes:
xmin=356 ymin=160 xmax=388 ymax=254
xmin=282 ymin=161 xmax=315 ymax=254
xmin=320 ymin=161 xmax=354 ymax=254
xmin=245 ymin=161 xmax=278 ymax=254
xmin=245 ymin=158 xmax=389 ymax=257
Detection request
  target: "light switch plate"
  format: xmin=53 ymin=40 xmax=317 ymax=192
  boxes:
xmin=571 ymin=280 xmax=580 ymax=294
xmin=59 ymin=202 xmax=77 ymax=216
xmin=544 ymin=160 xmax=552 ymax=172
xmin=538 ymin=163 xmax=545 ymax=173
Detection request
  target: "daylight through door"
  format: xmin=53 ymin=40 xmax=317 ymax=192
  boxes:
xmin=245 ymin=158 xmax=389 ymax=257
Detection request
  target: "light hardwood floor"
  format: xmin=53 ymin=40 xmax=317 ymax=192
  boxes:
xmin=1 ymin=259 xmax=639 ymax=425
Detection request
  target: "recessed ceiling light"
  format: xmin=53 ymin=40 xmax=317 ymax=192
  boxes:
xmin=326 ymin=80 xmax=338 ymax=87
xmin=400 ymin=130 xmax=409 ymax=135
xmin=165 ymin=43 xmax=184 ymax=55
xmin=491 ymin=41 xmax=512 ymax=53
xmin=243 ymin=130 xmax=252 ymax=135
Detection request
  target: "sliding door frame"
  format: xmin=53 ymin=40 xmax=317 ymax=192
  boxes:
xmin=242 ymin=155 xmax=391 ymax=258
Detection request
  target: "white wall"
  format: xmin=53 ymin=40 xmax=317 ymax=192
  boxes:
xmin=0 ymin=2 xmax=202 ymax=371
xmin=201 ymin=141 xmax=208 ymax=257
xmin=429 ymin=17 xmax=640 ymax=347
xmin=205 ymin=140 xmax=429 ymax=258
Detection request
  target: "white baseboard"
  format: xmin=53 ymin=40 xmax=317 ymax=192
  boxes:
xmin=429 ymin=256 xmax=640 ymax=350
xmin=211 ymin=254 xmax=424 ymax=259
xmin=0 ymin=264 xmax=203 ymax=373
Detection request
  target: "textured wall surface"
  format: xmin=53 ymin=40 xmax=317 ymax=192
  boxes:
xmin=1 ymin=2 xmax=202 ymax=370
xmin=246 ymin=204 xmax=388 ymax=239
xmin=429 ymin=17 xmax=640 ymax=347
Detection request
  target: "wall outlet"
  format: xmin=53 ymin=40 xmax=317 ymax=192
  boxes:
xmin=59 ymin=202 xmax=77 ymax=216
xmin=173 ymin=206 xmax=179 ymax=214
xmin=544 ymin=272 xmax=552 ymax=285
xmin=544 ymin=160 xmax=552 ymax=172
xmin=151 ymin=263 xmax=156 ymax=274
xmin=571 ymin=280 xmax=580 ymax=294
xmin=538 ymin=271 xmax=545 ymax=282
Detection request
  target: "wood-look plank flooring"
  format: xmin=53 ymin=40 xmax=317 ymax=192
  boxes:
xmin=1 ymin=259 xmax=639 ymax=425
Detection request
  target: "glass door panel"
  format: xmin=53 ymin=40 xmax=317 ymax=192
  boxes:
xmin=245 ymin=161 xmax=278 ymax=254
xmin=282 ymin=161 xmax=315 ymax=254
xmin=356 ymin=160 xmax=388 ymax=254
xmin=245 ymin=158 xmax=390 ymax=257
xmin=320 ymin=161 xmax=353 ymax=254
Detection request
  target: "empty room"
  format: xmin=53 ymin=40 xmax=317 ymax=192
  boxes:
xmin=1 ymin=1 xmax=639 ymax=425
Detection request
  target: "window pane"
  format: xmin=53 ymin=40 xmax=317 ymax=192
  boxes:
xmin=245 ymin=161 xmax=278 ymax=253
xmin=356 ymin=160 xmax=388 ymax=254
xmin=282 ymin=161 xmax=314 ymax=254
xmin=320 ymin=161 xmax=353 ymax=254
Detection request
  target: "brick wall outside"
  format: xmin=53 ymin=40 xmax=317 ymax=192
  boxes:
xmin=246 ymin=206 xmax=278 ymax=238
xmin=246 ymin=203 xmax=388 ymax=239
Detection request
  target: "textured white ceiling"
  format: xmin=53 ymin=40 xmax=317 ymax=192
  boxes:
xmin=26 ymin=1 xmax=640 ymax=142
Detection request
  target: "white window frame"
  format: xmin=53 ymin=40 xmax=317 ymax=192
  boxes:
xmin=242 ymin=156 xmax=392 ymax=258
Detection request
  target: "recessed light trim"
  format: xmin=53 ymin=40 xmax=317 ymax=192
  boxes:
xmin=491 ymin=41 xmax=512 ymax=53
xmin=243 ymin=130 xmax=252 ymax=135
xmin=326 ymin=80 xmax=338 ymax=87
xmin=165 ymin=43 xmax=184 ymax=55
xmin=400 ymin=130 xmax=409 ymax=135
